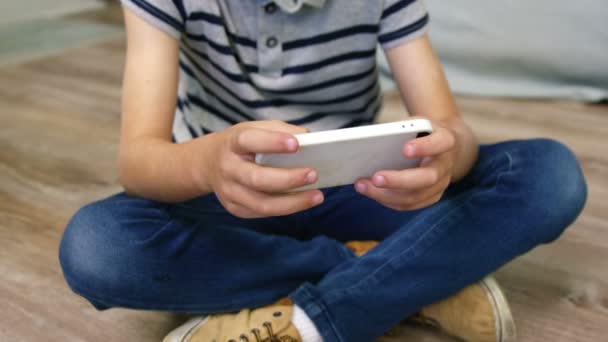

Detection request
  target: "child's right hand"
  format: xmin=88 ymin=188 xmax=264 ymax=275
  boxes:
xmin=199 ymin=120 xmax=324 ymax=218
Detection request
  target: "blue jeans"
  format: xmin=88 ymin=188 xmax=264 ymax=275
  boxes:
xmin=59 ymin=139 xmax=586 ymax=342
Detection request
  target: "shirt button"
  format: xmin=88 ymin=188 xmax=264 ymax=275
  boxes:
xmin=264 ymin=3 xmax=277 ymax=14
xmin=266 ymin=36 xmax=279 ymax=48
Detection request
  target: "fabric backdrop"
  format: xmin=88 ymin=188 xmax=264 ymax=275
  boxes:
xmin=380 ymin=0 xmax=608 ymax=102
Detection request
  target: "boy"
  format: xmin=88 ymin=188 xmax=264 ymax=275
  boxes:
xmin=59 ymin=0 xmax=587 ymax=341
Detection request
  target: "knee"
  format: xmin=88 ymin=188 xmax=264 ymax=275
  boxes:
xmin=59 ymin=197 xmax=134 ymax=305
xmin=515 ymin=139 xmax=587 ymax=243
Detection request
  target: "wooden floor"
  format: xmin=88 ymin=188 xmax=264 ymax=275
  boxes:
xmin=1 ymin=5 xmax=607 ymax=342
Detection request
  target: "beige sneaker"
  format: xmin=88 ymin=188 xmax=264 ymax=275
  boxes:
xmin=345 ymin=240 xmax=379 ymax=256
xmin=164 ymin=299 xmax=301 ymax=342
xmin=345 ymin=240 xmax=516 ymax=342
xmin=411 ymin=276 xmax=516 ymax=342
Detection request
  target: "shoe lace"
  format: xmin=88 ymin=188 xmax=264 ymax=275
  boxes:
xmin=236 ymin=322 xmax=280 ymax=342
xmin=410 ymin=312 xmax=441 ymax=329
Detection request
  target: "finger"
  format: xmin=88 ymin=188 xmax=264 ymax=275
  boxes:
xmin=404 ymin=126 xmax=455 ymax=158
xmin=400 ymin=193 xmax=444 ymax=211
xmin=238 ymin=187 xmax=325 ymax=217
xmin=419 ymin=156 xmax=435 ymax=167
xmin=355 ymin=178 xmax=407 ymax=207
xmin=371 ymin=166 xmax=441 ymax=191
xmin=269 ymin=121 xmax=310 ymax=135
xmin=372 ymin=155 xmax=451 ymax=190
xmin=403 ymin=177 xmax=450 ymax=208
xmin=246 ymin=120 xmax=309 ymax=135
xmin=236 ymin=162 xmax=318 ymax=192
xmin=221 ymin=200 xmax=259 ymax=219
xmin=231 ymin=127 xmax=299 ymax=155
xmin=355 ymin=177 xmax=447 ymax=211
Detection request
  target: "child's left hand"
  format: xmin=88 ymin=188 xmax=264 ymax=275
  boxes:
xmin=354 ymin=120 xmax=457 ymax=211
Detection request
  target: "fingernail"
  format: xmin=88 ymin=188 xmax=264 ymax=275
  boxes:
xmin=306 ymin=171 xmax=317 ymax=183
xmin=373 ymin=175 xmax=386 ymax=187
xmin=312 ymin=193 xmax=323 ymax=205
xmin=405 ymin=145 xmax=415 ymax=157
xmin=355 ymin=182 xmax=367 ymax=193
xmin=285 ymin=138 xmax=297 ymax=152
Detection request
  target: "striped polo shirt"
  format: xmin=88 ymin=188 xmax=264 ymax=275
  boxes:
xmin=121 ymin=0 xmax=429 ymax=142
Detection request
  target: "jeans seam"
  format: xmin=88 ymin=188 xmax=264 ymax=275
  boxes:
xmin=309 ymin=299 xmax=345 ymax=342
xmin=131 ymin=218 xmax=177 ymax=245
xmin=505 ymin=151 xmax=514 ymax=174
xmin=293 ymin=285 xmax=345 ymax=342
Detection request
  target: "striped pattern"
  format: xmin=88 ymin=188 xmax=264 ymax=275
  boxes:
xmin=121 ymin=0 xmax=429 ymax=142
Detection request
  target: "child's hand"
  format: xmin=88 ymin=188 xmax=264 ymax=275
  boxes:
xmin=201 ymin=121 xmax=324 ymax=218
xmin=354 ymin=120 xmax=457 ymax=211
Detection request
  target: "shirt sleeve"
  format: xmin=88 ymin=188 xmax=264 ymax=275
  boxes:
xmin=121 ymin=0 xmax=186 ymax=40
xmin=378 ymin=0 xmax=430 ymax=50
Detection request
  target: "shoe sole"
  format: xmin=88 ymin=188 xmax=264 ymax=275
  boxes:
xmin=163 ymin=316 xmax=209 ymax=342
xmin=480 ymin=277 xmax=517 ymax=342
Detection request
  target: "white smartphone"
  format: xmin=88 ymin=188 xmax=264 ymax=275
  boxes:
xmin=255 ymin=118 xmax=433 ymax=191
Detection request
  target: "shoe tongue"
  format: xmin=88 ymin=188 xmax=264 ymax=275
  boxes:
xmin=249 ymin=305 xmax=293 ymax=335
